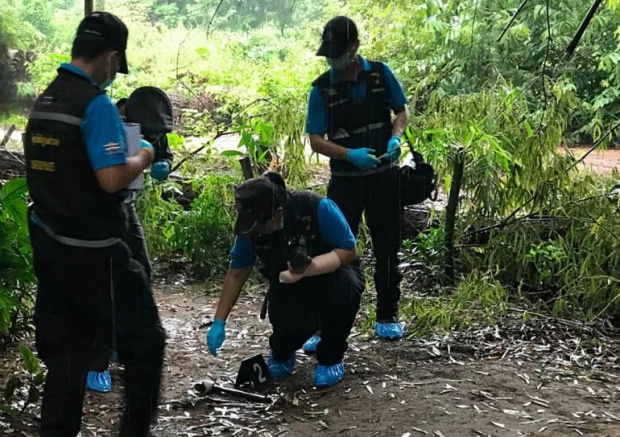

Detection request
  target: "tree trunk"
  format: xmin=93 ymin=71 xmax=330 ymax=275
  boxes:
xmin=443 ymin=149 xmax=465 ymax=283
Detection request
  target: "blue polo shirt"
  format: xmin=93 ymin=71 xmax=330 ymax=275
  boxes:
xmin=229 ymin=198 xmax=356 ymax=269
xmin=59 ymin=63 xmax=127 ymax=171
xmin=305 ymin=55 xmax=408 ymax=135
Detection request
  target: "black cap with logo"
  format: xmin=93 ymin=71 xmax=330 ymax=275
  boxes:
xmin=75 ymin=11 xmax=129 ymax=74
xmin=316 ymin=16 xmax=358 ymax=58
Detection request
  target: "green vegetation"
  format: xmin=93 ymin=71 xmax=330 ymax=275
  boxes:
xmin=401 ymin=271 xmax=509 ymax=337
xmin=1 ymin=0 xmax=620 ymax=346
xmin=0 ymin=179 xmax=35 ymax=345
xmin=0 ymin=343 xmax=45 ymax=416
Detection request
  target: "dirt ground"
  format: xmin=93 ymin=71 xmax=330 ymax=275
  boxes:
xmin=1 ymin=145 xmax=620 ymax=436
xmin=568 ymin=146 xmax=620 ymax=175
xmin=2 ymin=275 xmax=620 ymax=437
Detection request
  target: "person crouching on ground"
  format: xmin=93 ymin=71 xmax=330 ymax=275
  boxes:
xmin=206 ymin=171 xmax=364 ymax=388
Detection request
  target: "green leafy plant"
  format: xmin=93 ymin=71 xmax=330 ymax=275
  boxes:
xmin=0 ymin=111 xmax=27 ymax=131
xmin=168 ymin=173 xmax=238 ymax=278
xmin=523 ymin=243 xmax=568 ymax=289
xmin=401 ymin=226 xmax=446 ymax=280
xmin=1 ymin=344 xmax=45 ymax=416
xmin=136 ymin=180 xmax=184 ymax=261
xmin=0 ymin=179 xmax=36 ymax=345
xmin=224 ymin=118 xmax=276 ymax=174
xmin=401 ymin=271 xmax=508 ymax=337
xmin=457 ymin=173 xmax=620 ymax=320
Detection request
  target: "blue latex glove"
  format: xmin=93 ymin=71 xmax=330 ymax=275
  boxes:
xmin=151 ymin=161 xmax=170 ymax=181
xmin=347 ymin=148 xmax=381 ymax=170
xmin=383 ymin=135 xmax=402 ymax=163
xmin=207 ymin=319 xmax=226 ymax=356
xmin=140 ymin=139 xmax=154 ymax=153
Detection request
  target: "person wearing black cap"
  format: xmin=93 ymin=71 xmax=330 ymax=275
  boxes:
xmin=23 ymin=11 xmax=165 ymax=437
xmin=305 ymin=16 xmax=409 ymax=343
xmin=124 ymin=86 xmax=175 ymax=183
xmin=206 ymin=172 xmax=364 ymax=388
xmin=85 ymin=86 xmax=175 ymax=393
xmin=108 ymin=86 xmax=175 ymax=278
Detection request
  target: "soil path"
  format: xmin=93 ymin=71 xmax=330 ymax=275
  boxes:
xmin=3 ymin=278 xmax=619 ymax=437
xmin=568 ymin=146 xmax=620 ymax=174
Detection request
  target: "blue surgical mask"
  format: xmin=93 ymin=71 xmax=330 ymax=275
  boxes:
xmin=99 ymin=53 xmax=117 ymax=90
xmin=99 ymin=79 xmax=114 ymax=90
xmin=327 ymin=51 xmax=353 ymax=70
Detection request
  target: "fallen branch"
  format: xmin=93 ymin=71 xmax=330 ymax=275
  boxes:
xmin=0 ymin=124 xmax=16 ymax=148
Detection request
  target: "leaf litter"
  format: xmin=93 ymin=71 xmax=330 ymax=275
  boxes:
xmin=2 ymin=281 xmax=620 ymax=435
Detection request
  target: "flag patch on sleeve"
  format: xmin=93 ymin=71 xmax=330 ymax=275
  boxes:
xmin=103 ymin=142 xmax=122 ymax=154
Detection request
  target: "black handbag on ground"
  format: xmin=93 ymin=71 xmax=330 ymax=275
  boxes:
xmin=399 ymin=145 xmax=438 ymax=206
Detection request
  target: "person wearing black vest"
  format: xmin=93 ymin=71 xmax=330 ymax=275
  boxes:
xmin=305 ymin=16 xmax=410 ymax=342
xmin=85 ymin=87 xmax=175 ymax=393
xmin=23 ymin=12 xmax=165 ymax=437
xmin=206 ymin=172 xmax=364 ymax=388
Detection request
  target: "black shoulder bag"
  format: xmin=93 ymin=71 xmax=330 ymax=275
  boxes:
xmin=399 ymin=137 xmax=439 ymax=206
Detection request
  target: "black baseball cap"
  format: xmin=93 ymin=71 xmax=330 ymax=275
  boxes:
xmin=75 ymin=11 xmax=129 ymax=74
xmin=233 ymin=175 xmax=286 ymax=235
xmin=125 ymin=86 xmax=174 ymax=135
xmin=316 ymin=16 xmax=358 ymax=58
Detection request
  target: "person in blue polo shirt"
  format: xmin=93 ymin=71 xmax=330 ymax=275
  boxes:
xmin=23 ymin=12 xmax=165 ymax=437
xmin=305 ymin=16 xmax=409 ymax=345
xmin=206 ymin=172 xmax=364 ymax=388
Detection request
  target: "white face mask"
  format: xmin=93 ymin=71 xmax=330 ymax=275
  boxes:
xmin=327 ymin=50 xmax=353 ymax=70
xmin=99 ymin=53 xmax=117 ymax=90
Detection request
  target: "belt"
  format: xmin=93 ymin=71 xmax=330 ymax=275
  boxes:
xmin=30 ymin=211 xmax=120 ymax=248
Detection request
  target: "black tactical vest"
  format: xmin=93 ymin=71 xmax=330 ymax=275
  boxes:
xmin=24 ymin=67 xmax=126 ymax=241
xmin=312 ymin=60 xmax=394 ymax=176
xmin=253 ymin=191 xmax=331 ymax=285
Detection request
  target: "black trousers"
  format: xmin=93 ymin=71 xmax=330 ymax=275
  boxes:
xmin=122 ymin=191 xmax=151 ymax=278
xmin=88 ymin=192 xmax=152 ymax=371
xmin=268 ymin=263 xmax=364 ymax=366
xmin=30 ymin=223 xmax=165 ymax=437
xmin=328 ymin=168 xmax=403 ymax=320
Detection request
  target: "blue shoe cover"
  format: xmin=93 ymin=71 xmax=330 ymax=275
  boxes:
xmin=86 ymin=370 xmax=112 ymax=393
xmin=314 ymin=362 xmax=345 ymax=388
xmin=375 ymin=321 xmax=404 ymax=340
xmin=302 ymin=334 xmax=321 ymax=354
xmin=267 ymin=351 xmax=296 ymax=380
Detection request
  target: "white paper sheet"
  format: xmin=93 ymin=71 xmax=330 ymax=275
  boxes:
xmin=124 ymin=122 xmax=143 ymax=190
